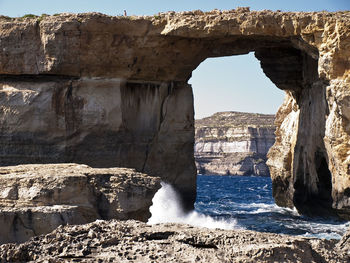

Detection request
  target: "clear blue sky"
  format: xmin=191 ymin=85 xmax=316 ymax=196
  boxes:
xmin=0 ymin=1 xmax=349 ymax=118
xmin=189 ymin=54 xmax=285 ymax=118
xmin=0 ymin=0 xmax=348 ymax=17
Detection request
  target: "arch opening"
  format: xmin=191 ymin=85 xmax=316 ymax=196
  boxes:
xmin=191 ymin=53 xmax=282 ymax=179
xmin=180 ymin=36 xmax=335 ymax=218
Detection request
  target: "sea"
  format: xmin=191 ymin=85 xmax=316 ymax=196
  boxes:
xmin=148 ymin=174 xmax=350 ymax=240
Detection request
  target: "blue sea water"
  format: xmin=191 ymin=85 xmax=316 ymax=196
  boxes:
xmin=195 ymin=174 xmax=350 ymax=240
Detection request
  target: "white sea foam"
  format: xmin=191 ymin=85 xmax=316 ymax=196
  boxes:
xmin=238 ymin=202 xmax=300 ymax=215
xmin=296 ymin=220 xmax=350 ymax=240
xmin=148 ymin=182 xmax=238 ymax=230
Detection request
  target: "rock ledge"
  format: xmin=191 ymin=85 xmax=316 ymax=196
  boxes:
xmin=0 ymin=164 xmax=161 ymax=244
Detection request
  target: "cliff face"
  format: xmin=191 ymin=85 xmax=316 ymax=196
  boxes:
xmin=195 ymin=112 xmax=275 ymax=176
xmin=0 ymin=9 xmax=350 ymax=218
xmin=0 ymin=77 xmax=195 ymax=210
xmin=0 ymin=164 xmax=160 ymax=244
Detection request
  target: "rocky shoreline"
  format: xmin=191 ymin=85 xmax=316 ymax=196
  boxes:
xmin=0 ymin=219 xmax=349 ymax=263
xmin=0 ymin=163 xmax=348 ymax=262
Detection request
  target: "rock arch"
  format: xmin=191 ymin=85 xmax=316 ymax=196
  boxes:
xmin=0 ymin=9 xmax=349 ymax=218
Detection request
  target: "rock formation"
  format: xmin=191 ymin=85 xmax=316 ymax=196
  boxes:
xmin=337 ymin=227 xmax=350 ymax=256
xmin=0 ymin=9 xmax=350 ymax=218
xmin=0 ymin=164 xmax=160 ymax=244
xmin=195 ymin=111 xmax=275 ymax=176
xmin=0 ymin=219 xmax=349 ymax=262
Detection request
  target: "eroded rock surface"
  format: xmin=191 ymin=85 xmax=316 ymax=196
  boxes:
xmin=0 ymin=164 xmax=160 ymax=244
xmin=195 ymin=111 xmax=275 ymax=176
xmin=337 ymin=227 xmax=350 ymax=257
xmin=0 ymin=219 xmax=348 ymax=263
xmin=0 ymin=9 xmax=350 ymax=217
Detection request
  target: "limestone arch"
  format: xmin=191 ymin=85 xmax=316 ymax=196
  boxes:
xmin=176 ymin=36 xmax=332 ymax=216
xmin=1 ymin=11 xmax=349 ymax=218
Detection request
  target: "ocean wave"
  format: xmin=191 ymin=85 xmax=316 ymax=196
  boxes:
xmin=148 ymin=182 xmax=239 ymax=230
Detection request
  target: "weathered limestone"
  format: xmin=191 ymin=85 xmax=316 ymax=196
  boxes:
xmin=0 ymin=9 xmax=350 ymax=218
xmin=195 ymin=111 xmax=275 ymax=176
xmin=0 ymin=164 xmax=160 ymax=244
xmin=0 ymin=219 xmax=349 ymax=262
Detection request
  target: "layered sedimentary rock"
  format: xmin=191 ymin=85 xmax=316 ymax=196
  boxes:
xmin=0 ymin=9 xmax=350 ymax=218
xmin=195 ymin=111 xmax=275 ymax=176
xmin=0 ymin=219 xmax=349 ymax=262
xmin=0 ymin=164 xmax=160 ymax=244
xmin=0 ymin=76 xmax=195 ymax=210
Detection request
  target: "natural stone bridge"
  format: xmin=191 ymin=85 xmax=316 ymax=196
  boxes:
xmin=0 ymin=9 xmax=350 ymax=218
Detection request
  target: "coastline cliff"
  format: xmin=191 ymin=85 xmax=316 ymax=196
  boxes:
xmin=0 ymin=9 xmax=349 ymax=260
xmin=195 ymin=111 xmax=275 ymax=176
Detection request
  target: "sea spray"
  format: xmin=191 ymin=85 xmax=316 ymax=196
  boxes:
xmin=148 ymin=182 xmax=238 ymax=230
xmin=149 ymin=176 xmax=349 ymax=239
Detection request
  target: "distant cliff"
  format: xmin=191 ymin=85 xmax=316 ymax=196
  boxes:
xmin=195 ymin=112 xmax=275 ymax=176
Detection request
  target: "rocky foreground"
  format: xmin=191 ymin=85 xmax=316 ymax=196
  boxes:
xmin=195 ymin=112 xmax=275 ymax=176
xmin=0 ymin=219 xmax=349 ymax=263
